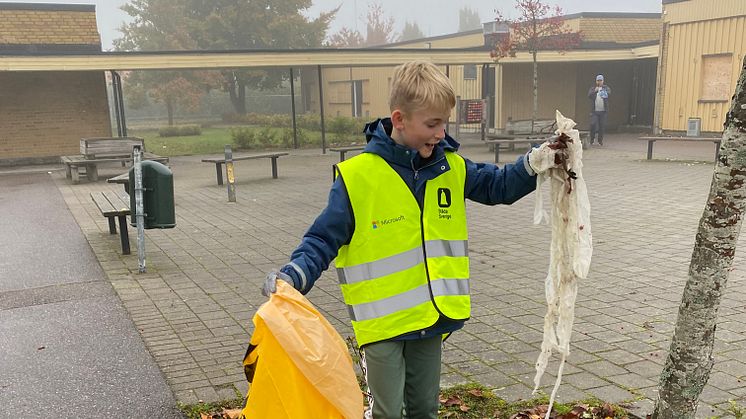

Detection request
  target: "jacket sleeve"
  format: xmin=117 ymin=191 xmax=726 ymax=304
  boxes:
xmin=464 ymin=154 xmax=537 ymax=205
xmin=588 ymin=87 xmax=597 ymax=100
xmin=280 ymin=177 xmax=354 ymax=294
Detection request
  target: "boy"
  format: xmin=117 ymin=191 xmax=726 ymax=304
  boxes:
xmin=263 ymin=61 xmax=554 ymax=418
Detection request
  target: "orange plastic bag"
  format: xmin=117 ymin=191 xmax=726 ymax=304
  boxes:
xmin=241 ymin=281 xmax=364 ymax=419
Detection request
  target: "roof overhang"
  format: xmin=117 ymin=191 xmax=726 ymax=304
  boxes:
xmin=0 ymin=45 xmax=658 ymax=72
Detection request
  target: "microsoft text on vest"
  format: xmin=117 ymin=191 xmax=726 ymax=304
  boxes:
xmin=373 ymin=215 xmax=405 ymax=229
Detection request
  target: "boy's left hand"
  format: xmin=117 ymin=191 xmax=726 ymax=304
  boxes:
xmin=528 ymin=135 xmax=568 ymax=174
xmin=261 ymin=270 xmax=293 ymax=297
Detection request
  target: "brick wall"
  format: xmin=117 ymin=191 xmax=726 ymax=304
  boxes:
xmin=0 ymin=9 xmax=100 ymax=46
xmin=0 ymin=72 xmax=112 ymax=162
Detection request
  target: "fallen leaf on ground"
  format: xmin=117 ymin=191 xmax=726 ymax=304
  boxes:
xmin=222 ymin=408 xmax=242 ymax=418
xmin=467 ymin=389 xmax=484 ymax=397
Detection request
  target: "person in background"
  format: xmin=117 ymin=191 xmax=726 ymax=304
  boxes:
xmin=588 ymin=74 xmax=611 ymax=146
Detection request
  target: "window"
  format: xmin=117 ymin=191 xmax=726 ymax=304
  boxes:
xmin=700 ymin=54 xmax=732 ymax=102
xmin=463 ymin=65 xmax=477 ymax=80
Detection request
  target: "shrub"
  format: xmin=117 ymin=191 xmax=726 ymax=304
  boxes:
xmin=231 ymin=127 xmax=255 ymax=149
xmin=158 ymin=124 xmax=202 ymax=137
xmin=280 ymin=128 xmax=294 ymax=148
xmin=297 ymin=114 xmax=321 ymax=131
xmin=256 ymin=126 xmax=277 ymax=147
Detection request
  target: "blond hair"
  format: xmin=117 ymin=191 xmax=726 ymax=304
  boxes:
xmin=389 ymin=61 xmax=456 ymax=116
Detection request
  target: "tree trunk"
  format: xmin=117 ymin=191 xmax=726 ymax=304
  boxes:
xmin=652 ymin=55 xmax=746 ymax=419
xmin=228 ymin=72 xmax=247 ymax=115
xmin=532 ymin=50 xmax=538 ymax=134
xmin=166 ymin=97 xmax=174 ymax=126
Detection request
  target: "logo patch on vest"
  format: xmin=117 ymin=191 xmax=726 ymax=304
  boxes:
xmin=372 ymin=215 xmax=405 ymax=229
xmin=438 ymin=188 xmax=451 ymax=208
xmin=437 ymin=188 xmax=453 ymax=220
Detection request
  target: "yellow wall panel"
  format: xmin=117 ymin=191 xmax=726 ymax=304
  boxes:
xmin=664 ymin=0 xmax=746 ymax=25
xmin=660 ymin=15 xmax=746 ymax=132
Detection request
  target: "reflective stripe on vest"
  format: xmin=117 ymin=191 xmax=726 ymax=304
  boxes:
xmin=335 ymin=151 xmax=470 ymax=346
xmin=337 ymin=239 xmax=468 ymax=284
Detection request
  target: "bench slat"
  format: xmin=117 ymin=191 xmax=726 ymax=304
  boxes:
xmin=81 ymin=137 xmax=144 ymax=156
xmin=328 ymin=146 xmax=365 ymax=152
xmin=107 ymin=192 xmax=132 ymax=213
xmin=91 ymin=192 xmax=117 ymax=215
xmin=91 ymin=191 xmax=130 ymax=216
xmin=201 ymin=152 xmax=288 ymax=164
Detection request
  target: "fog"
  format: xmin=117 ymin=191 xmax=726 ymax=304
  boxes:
xmin=9 ymin=0 xmax=661 ymax=49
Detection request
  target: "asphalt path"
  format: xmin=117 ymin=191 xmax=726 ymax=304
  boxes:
xmin=0 ymin=172 xmax=182 ymax=417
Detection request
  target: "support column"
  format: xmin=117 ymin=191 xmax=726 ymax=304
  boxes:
xmin=318 ymin=65 xmax=326 ymax=154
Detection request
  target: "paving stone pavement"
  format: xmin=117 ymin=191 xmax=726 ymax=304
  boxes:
xmin=54 ymin=133 xmax=746 ymax=418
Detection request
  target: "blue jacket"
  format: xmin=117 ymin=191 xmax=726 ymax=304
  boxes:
xmin=280 ymin=118 xmax=537 ymax=340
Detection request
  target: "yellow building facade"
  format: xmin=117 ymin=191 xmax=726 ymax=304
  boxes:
xmin=656 ymin=0 xmax=746 ymax=133
xmin=303 ymin=13 xmax=662 ymax=133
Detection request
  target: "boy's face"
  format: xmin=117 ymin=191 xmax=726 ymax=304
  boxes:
xmin=392 ymin=108 xmax=450 ymax=158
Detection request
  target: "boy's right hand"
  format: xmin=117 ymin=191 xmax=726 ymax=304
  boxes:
xmin=261 ymin=270 xmax=293 ymax=297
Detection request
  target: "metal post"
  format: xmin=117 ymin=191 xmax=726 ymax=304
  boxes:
xmin=111 ymin=71 xmax=127 ymax=137
xmin=116 ymin=71 xmax=128 ymax=137
xmin=110 ymin=71 xmax=123 ymax=137
xmin=481 ymin=99 xmax=489 ymax=142
xmin=224 ymin=145 xmax=236 ymax=202
xmin=445 ymin=65 xmax=451 ymax=132
xmin=133 ymin=145 xmax=146 ymax=273
xmin=289 ymin=67 xmax=298 ymax=148
xmin=455 ymin=95 xmax=461 ymax=139
xmin=318 ymin=65 xmax=326 ymax=154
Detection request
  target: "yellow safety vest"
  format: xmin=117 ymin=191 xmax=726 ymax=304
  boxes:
xmin=335 ymin=151 xmax=470 ymax=347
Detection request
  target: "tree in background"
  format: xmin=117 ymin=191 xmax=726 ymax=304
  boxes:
xmin=125 ymin=70 xmax=221 ymax=126
xmin=326 ymin=27 xmax=365 ymax=47
xmin=365 ymin=2 xmax=397 ymax=46
xmin=652 ymin=55 xmax=746 ymax=419
xmin=327 ymin=2 xmax=397 ymax=47
xmin=400 ymin=21 xmax=425 ymax=42
xmin=491 ymin=0 xmax=582 ymax=132
xmin=115 ymin=0 xmax=216 ymax=123
xmin=459 ymin=6 xmax=482 ymax=32
xmin=116 ymin=0 xmax=336 ymax=114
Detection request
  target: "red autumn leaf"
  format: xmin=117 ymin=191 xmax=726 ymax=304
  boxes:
xmin=444 ymin=395 xmax=463 ymax=407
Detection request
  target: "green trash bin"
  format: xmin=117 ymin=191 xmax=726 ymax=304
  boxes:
xmin=128 ymin=160 xmax=175 ymax=229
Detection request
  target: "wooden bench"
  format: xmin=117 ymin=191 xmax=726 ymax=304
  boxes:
xmin=80 ymin=137 xmax=144 ymax=158
xmin=504 ymin=118 xmax=556 ymax=135
xmin=90 ymin=191 xmax=131 ymax=255
xmin=485 ymin=137 xmax=542 ymax=163
xmin=107 ymin=172 xmax=130 ymax=194
xmin=329 ymin=145 xmax=365 ymax=162
xmin=62 ymin=137 xmax=168 ymax=184
xmin=61 ymin=152 xmax=169 ymax=184
xmin=486 ymin=131 xmax=590 ymax=163
xmin=201 ymin=152 xmax=289 ymax=185
xmin=638 ymin=136 xmax=722 ymax=161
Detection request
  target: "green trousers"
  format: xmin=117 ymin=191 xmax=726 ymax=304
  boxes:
xmin=362 ymin=336 xmax=442 ymax=419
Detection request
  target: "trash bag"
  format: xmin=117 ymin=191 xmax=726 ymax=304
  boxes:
xmin=241 ymin=280 xmax=364 ymax=419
